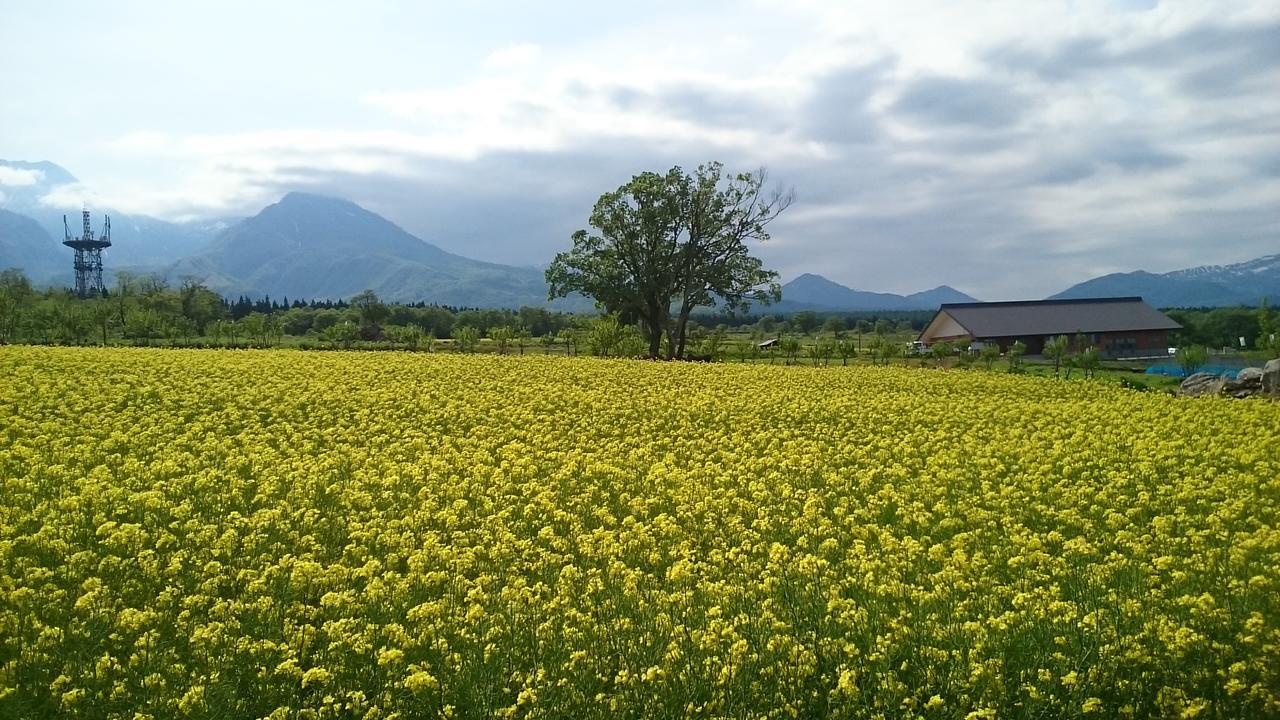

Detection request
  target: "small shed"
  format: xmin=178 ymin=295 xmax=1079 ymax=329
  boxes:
xmin=917 ymin=297 xmax=1181 ymax=358
xmin=757 ymin=338 xmax=780 ymax=350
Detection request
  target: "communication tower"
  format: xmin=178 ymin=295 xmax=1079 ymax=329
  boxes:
xmin=63 ymin=209 xmax=112 ymax=298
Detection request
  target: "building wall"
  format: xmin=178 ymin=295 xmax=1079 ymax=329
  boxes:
xmin=983 ymin=335 xmax=1048 ymax=355
xmin=919 ymin=312 xmax=972 ymax=344
xmin=981 ymin=329 xmax=1171 ymax=357
xmin=1097 ymin=330 xmax=1171 ymax=358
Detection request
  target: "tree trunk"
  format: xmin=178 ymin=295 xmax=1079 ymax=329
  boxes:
xmin=643 ymin=303 xmax=667 ymax=359
xmin=673 ymin=301 xmax=693 ymax=360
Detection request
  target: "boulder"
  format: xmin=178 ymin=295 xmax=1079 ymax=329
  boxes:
xmin=1237 ymin=367 xmax=1264 ymax=386
xmin=1263 ymin=358 xmax=1280 ymax=397
xmin=1179 ymin=372 xmax=1226 ymax=398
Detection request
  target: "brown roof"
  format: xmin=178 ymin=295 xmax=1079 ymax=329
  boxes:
xmin=937 ymin=297 xmax=1181 ymax=338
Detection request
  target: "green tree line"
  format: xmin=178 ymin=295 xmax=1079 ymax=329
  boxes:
xmin=0 ymin=269 xmax=582 ymax=349
xmin=1168 ymin=304 xmax=1280 ymax=354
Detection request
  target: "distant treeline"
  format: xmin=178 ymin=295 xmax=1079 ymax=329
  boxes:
xmin=219 ymin=295 xmax=582 ymax=336
xmin=692 ymin=308 xmax=935 ymax=334
xmin=0 ymin=267 xmax=935 ymax=348
xmin=0 ymin=269 xmax=584 ymax=345
xmin=1166 ymin=306 xmax=1278 ymax=352
xmin=4 ymin=267 xmax=1273 ymax=355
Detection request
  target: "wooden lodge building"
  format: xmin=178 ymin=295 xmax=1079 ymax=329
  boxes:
xmin=917 ymin=297 xmax=1181 ymax=358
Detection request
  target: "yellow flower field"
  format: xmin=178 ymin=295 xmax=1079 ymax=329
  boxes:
xmin=1 ymin=347 xmax=1278 ymax=719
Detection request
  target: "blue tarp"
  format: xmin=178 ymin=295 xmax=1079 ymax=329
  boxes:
xmin=1145 ymin=363 xmax=1246 ymax=379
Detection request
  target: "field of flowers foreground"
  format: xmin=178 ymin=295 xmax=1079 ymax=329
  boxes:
xmin=1 ymin=347 xmax=1278 ymax=719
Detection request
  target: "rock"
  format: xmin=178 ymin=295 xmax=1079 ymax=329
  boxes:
xmin=1263 ymin=359 xmax=1280 ymax=397
xmin=1237 ymin=367 xmax=1264 ymax=386
xmin=1179 ymin=372 xmax=1226 ymax=398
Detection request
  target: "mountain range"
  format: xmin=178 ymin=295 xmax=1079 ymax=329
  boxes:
xmin=2 ymin=157 xmax=1278 ymax=310
xmin=1050 ymin=255 xmax=1280 ymax=308
xmin=166 ymin=192 xmax=564 ymax=308
xmin=0 ymin=209 xmax=61 ymax=281
xmin=774 ymin=273 xmax=977 ymax=312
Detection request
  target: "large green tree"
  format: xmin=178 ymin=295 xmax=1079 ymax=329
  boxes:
xmin=179 ymin=277 xmax=226 ymax=334
xmin=547 ymin=162 xmax=792 ymax=358
xmin=351 ymin=289 xmax=391 ymax=338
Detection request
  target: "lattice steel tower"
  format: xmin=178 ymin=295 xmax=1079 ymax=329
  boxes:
xmin=63 ymin=209 xmax=112 ymax=298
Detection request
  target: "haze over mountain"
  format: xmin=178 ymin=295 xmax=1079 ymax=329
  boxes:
xmin=773 ymin=273 xmax=978 ymax=312
xmin=165 ymin=192 xmax=582 ymax=308
xmin=0 ymin=159 xmax=229 ymax=272
xmin=1050 ymin=254 xmax=1280 ymax=308
xmin=0 ymin=158 xmax=584 ymax=308
xmin=0 ymin=160 xmax=77 ymax=207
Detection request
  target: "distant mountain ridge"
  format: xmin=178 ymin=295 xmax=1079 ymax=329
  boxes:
xmin=7 ymin=157 xmax=1277 ymax=311
xmin=0 ymin=159 xmax=583 ymax=308
xmin=773 ymin=273 xmax=978 ymax=311
xmin=165 ymin=192 xmax=586 ymax=308
xmin=1050 ymin=254 xmax=1280 ymax=308
xmin=165 ymin=199 xmax=976 ymax=310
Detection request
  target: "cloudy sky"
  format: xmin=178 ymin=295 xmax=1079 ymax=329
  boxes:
xmin=2 ymin=0 xmax=1277 ymax=299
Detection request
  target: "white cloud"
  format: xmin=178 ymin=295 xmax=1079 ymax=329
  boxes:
xmin=482 ymin=42 xmax=542 ymax=69
xmin=0 ymin=166 xmax=43 ymax=186
xmin=107 ymin=131 xmax=177 ymax=154
xmin=14 ymin=1 xmax=1277 ymax=297
xmin=35 ymin=182 xmax=102 ymax=211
